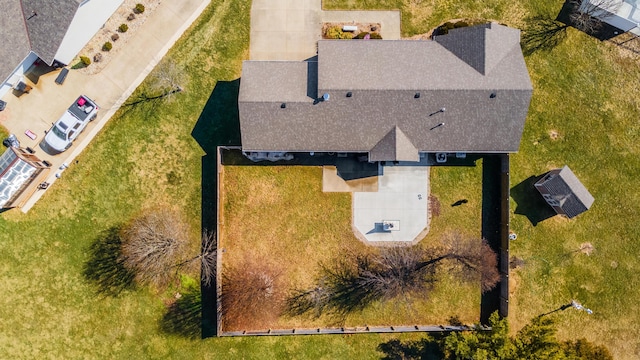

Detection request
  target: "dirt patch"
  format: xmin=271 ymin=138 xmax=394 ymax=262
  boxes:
xmin=322 ymin=22 xmax=381 ymax=39
xmin=579 ymin=242 xmax=594 ymax=255
xmin=73 ymin=0 xmax=162 ymax=75
xmin=549 ymin=129 xmax=560 ymax=140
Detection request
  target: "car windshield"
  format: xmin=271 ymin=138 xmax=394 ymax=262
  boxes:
xmin=52 ymin=125 xmax=67 ymax=140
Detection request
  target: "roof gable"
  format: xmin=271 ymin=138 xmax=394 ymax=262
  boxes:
xmin=434 ymin=23 xmax=521 ymax=75
xmin=21 ymin=0 xmax=81 ymax=64
xmin=369 ymin=126 xmax=419 ymax=162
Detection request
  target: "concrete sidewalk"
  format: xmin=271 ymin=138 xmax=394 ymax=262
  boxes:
xmin=0 ymin=0 xmax=211 ymax=213
xmin=250 ymin=0 xmax=400 ymax=60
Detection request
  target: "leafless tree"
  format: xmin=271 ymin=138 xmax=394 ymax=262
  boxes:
xmin=570 ymin=0 xmax=621 ymax=34
xmin=119 ymin=209 xmax=216 ymax=289
xmin=120 ymin=208 xmax=189 ymax=288
xmin=438 ymin=232 xmax=501 ymax=293
xmin=288 ymin=233 xmax=500 ymax=318
xmin=124 ymin=60 xmax=184 ymax=107
xmin=220 ymin=260 xmax=283 ymax=330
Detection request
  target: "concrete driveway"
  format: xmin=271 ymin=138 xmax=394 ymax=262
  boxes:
xmin=0 ymin=0 xmax=210 ymax=212
xmin=353 ymin=165 xmax=430 ymax=243
xmin=250 ymin=0 xmax=401 ymax=60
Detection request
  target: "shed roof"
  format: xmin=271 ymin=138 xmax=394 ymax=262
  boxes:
xmin=238 ymin=23 xmax=533 ymax=160
xmin=538 ymin=165 xmax=595 ymax=219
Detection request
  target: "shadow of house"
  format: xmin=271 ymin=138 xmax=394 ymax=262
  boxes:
xmin=191 ymin=79 xmax=241 ymax=338
xmin=82 ymin=226 xmax=136 ymax=297
xmin=511 ymin=175 xmax=557 ymax=226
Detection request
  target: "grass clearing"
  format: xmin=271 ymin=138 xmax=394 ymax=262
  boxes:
xmin=0 ymin=0 xmax=638 ymax=358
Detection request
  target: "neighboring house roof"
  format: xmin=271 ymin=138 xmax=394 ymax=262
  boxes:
xmin=0 ymin=0 xmax=31 ymax=84
xmin=536 ymin=165 xmax=595 ymax=219
xmin=238 ymin=23 xmax=533 ymax=161
xmin=21 ymin=0 xmax=81 ymax=65
xmin=0 ymin=0 xmax=81 ymax=83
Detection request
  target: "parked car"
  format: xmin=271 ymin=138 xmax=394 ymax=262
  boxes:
xmin=43 ymin=95 xmax=98 ymax=153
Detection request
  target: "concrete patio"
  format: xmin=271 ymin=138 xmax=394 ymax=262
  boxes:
xmin=352 ymin=165 xmax=430 ymax=244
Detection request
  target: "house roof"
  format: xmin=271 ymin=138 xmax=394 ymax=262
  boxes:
xmin=0 ymin=0 xmax=81 ymax=82
xmin=0 ymin=1 xmax=31 ymax=83
xmin=538 ymin=165 xmax=595 ymax=219
xmin=21 ymin=0 xmax=81 ymax=65
xmin=238 ymin=23 xmax=533 ymax=161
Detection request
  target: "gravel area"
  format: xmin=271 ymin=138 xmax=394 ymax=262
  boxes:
xmin=73 ymin=0 xmax=162 ymax=75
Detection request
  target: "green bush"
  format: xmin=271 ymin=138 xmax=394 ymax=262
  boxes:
xmin=325 ymin=26 xmax=353 ymax=40
xmin=135 ymin=3 xmax=145 ymax=14
xmin=454 ymin=21 xmax=469 ymax=28
xmin=354 ymin=32 xmax=383 ymax=39
xmin=119 ymin=23 xmax=128 ymax=32
xmin=80 ymin=56 xmax=91 ymax=66
xmin=102 ymin=42 xmax=113 ymax=51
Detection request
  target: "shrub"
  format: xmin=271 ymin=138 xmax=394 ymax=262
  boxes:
xmin=102 ymin=42 xmax=112 ymax=51
xmin=325 ymin=26 xmax=353 ymax=40
xmin=355 ymin=32 xmax=382 ymax=40
xmin=369 ymin=32 xmax=382 ymax=39
xmin=135 ymin=3 xmax=145 ymax=14
xmin=118 ymin=23 xmax=128 ymax=33
xmin=354 ymin=31 xmax=369 ymax=39
xmin=127 ymin=13 xmax=136 ymax=21
xmin=454 ymin=21 xmax=469 ymax=28
xmin=111 ymin=33 xmax=120 ymax=42
xmin=79 ymin=56 xmax=91 ymax=66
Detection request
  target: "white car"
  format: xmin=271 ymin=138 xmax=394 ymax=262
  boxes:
xmin=43 ymin=95 xmax=98 ymax=153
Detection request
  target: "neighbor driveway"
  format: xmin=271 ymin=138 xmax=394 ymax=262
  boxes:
xmin=0 ymin=0 xmax=210 ymax=212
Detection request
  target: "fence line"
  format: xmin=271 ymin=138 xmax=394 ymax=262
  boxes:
xmin=220 ymin=324 xmax=488 ymax=337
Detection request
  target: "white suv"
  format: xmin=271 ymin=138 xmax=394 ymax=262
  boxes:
xmin=43 ymin=95 xmax=99 ymax=153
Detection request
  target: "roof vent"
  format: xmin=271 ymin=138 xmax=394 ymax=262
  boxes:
xmin=346 ymin=92 xmax=352 ymax=98
xmin=322 ymin=93 xmax=330 ymax=102
xmin=280 ymin=103 xmax=286 ymax=109
xmin=414 ymin=92 xmax=420 ymax=99
xmin=490 ymin=92 xmax=497 ymax=99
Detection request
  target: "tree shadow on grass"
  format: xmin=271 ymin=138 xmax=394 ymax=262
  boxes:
xmin=511 ymin=175 xmax=557 ymax=226
xmin=377 ymin=338 xmax=444 ymax=360
xmin=83 ymin=226 xmax=136 ymax=296
xmin=160 ymin=287 xmax=202 ymax=338
xmin=521 ymin=17 xmax=569 ymax=56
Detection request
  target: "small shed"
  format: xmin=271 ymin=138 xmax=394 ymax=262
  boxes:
xmin=534 ymin=165 xmax=594 ymax=219
xmin=0 ymin=147 xmax=50 ymax=209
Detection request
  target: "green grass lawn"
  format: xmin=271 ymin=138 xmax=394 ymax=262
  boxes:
xmin=1 ymin=0 xmax=640 ymax=358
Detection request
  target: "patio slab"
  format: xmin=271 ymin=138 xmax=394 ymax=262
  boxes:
xmin=353 ymin=165 xmax=429 ymax=243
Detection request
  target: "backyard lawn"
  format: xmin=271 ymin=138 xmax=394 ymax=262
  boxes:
xmin=0 ymin=0 xmax=639 ymax=358
xmin=219 ymin=163 xmax=483 ymax=331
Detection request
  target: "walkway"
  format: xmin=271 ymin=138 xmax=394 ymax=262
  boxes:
xmin=352 ymin=165 xmax=430 ymax=243
xmin=0 ymin=0 xmax=210 ymax=213
xmin=250 ymin=0 xmax=401 ymax=60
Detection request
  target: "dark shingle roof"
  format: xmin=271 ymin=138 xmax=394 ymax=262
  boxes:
xmin=238 ymin=23 xmax=533 ymax=160
xmin=538 ymin=166 xmax=595 ymax=219
xmin=0 ymin=1 xmax=31 ymax=82
xmin=21 ymin=0 xmax=81 ymax=65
